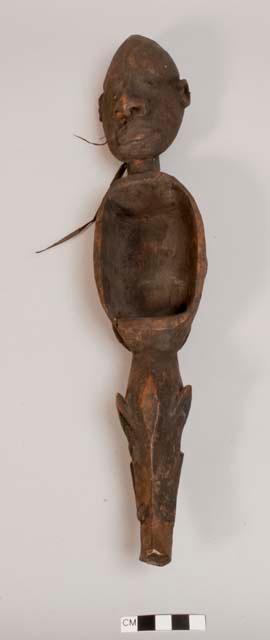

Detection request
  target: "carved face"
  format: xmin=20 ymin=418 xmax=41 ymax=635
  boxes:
xmin=99 ymin=35 xmax=190 ymax=162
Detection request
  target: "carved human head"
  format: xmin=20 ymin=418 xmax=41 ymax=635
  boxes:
xmin=99 ymin=35 xmax=190 ymax=162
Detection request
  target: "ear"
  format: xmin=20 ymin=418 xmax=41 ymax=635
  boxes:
xmin=98 ymin=93 xmax=104 ymax=122
xmin=179 ymin=79 xmax=191 ymax=108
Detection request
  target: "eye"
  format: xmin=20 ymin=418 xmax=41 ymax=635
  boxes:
xmin=144 ymin=77 xmax=157 ymax=88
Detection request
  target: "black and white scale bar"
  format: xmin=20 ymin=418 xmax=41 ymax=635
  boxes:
xmin=121 ymin=614 xmax=206 ymax=632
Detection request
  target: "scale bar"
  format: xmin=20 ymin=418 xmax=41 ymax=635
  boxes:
xmin=121 ymin=614 xmax=206 ymax=632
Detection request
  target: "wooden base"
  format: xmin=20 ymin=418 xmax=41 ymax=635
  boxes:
xmin=117 ymin=349 xmax=191 ymax=566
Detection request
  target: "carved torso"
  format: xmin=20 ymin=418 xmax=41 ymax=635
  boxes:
xmin=95 ymin=172 xmax=200 ymax=320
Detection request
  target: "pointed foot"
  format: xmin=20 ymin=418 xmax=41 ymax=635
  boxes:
xmin=139 ymin=520 xmax=173 ymax=567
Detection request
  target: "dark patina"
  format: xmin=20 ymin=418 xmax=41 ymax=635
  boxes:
xmin=94 ymin=35 xmax=207 ymax=565
xmin=37 ymin=34 xmax=207 ymax=566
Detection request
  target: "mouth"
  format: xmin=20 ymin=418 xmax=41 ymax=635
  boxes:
xmin=120 ymin=135 xmax=149 ymax=146
xmin=117 ymin=129 xmax=149 ymax=146
xmin=117 ymin=127 xmax=162 ymax=149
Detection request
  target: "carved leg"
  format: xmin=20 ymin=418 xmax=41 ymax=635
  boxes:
xmin=116 ymin=350 xmax=191 ymax=566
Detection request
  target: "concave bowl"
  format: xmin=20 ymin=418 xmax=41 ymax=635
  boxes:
xmin=94 ymin=171 xmax=207 ymax=352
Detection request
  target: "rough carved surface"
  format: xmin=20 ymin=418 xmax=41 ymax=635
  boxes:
xmin=116 ymin=355 xmax=192 ymax=566
xmin=94 ymin=34 xmax=207 ymax=565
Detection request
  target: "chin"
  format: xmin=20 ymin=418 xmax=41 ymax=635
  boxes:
xmin=110 ymin=134 xmax=166 ymax=162
xmin=120 ymin=148 xmax=158 ymax=161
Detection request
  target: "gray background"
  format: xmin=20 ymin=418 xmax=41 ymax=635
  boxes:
xmin=1 ymin=0 xmax=270 ymax=638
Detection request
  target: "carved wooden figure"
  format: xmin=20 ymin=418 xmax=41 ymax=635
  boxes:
xmin=95 ymin=35 xmax=207 ymax=566
xmin=38 ymin=34 xmax=207 ymax=566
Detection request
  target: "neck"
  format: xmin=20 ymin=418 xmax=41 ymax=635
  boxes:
xmin=127 ymin=157 xmax=160 ymax=175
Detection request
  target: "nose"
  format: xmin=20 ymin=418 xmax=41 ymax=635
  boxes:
xmin=114 ymin=94 xmax=147 ymax=120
